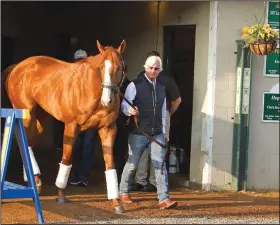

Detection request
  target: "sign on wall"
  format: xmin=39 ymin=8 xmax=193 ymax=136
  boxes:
xmin=264 ymin=1 xmax=280 ymax=77
xmin=235 ymin=67 xmax=251 ymax=114
xmin=242 ymin=68 xmax=251 ymax=114
xmin=267 ymin=1 xmax=280 ymax=29
xmin=262 ymin=92 xmax=280 ymax=122
xmin=264 ymin=49 xmax=280 ymax=76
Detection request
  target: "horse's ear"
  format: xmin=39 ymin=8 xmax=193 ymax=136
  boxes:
xmin=97 ymin=40 xmax=105 ymax=53
xmin=117 ymin=39 xmax=126 ymax=54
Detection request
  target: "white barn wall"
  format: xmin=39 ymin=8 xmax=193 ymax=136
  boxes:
xmin=213 ymin=1 xmax=279 ymax=190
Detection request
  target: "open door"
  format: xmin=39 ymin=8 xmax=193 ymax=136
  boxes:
xmin=163 ymin=25 xmax=196 ymax=180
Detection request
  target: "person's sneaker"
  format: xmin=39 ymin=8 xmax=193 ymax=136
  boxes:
xmin=130 ymin=182 xmax=144 ymax=192
xmin=159 ymin=199 xmax=178 ymax=209
xmin=119 ymin=193 xmax=133 ymax=204
xmin=143 ymin=183 xmax=157 ymax=192
xmin=78 ymin=181 xmax=88 ymax=187
xmin=68 ymin=179 xmax=82 ymax=186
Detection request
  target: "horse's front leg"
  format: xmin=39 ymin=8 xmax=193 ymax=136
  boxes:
xmin=55 ymin=122 xmax=78 ymax=204
xmin=98 ymin=125 xmax=124 ymax=214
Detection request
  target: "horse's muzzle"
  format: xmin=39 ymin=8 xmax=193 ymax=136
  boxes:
xmin=101 ymin=94 xmax=115 ymax=108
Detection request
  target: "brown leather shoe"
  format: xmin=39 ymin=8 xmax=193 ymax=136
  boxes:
xmin=159 ymin=199 xmax=177 ymax=209
xmin=120 ymin=193 xmax=133 ymax=204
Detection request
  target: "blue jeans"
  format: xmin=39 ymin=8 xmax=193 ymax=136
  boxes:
xmin=119 ymin=133 xmax=169 ymax=202
xmin=71 ymin=129 xmax=97 ymax=182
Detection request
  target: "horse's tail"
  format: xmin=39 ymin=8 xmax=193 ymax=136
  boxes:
xmin=1 ymin=64 xmax=17 ymax=108
xmin=1 ymin=64 xmax=17 ymax=134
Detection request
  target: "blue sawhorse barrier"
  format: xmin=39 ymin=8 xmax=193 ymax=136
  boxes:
xmin=1 ymin=108 xmax=44 ymax=224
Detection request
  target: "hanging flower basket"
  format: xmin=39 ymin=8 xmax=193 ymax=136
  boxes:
xmin=241 ymin=24 xmax=279 ymax=56
xmin=249 ymin=40 xmax=277 ymax=55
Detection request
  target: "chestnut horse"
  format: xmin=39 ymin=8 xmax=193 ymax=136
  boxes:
xmin=5 ymin=40 xmax=126 ymax=214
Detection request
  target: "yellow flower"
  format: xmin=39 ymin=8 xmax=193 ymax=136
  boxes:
xmin=242 ymin=26 xmax=250 ymax=34
xmin=263 ymin=24 xmax=270 ymax=29
xmin=242 ymin=34 xmax=249 ymax=40
xmin=242 ymin=23 xmax=279 ymax=44
xmin=249 ymin=28 xmax=255 ymax=34
xmin=251 ymin=25 xmax=256 ymax=29
xmin=264 ymin=29 xmax=270 ymax=34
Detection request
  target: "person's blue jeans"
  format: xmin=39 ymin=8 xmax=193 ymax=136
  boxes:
xmin=119 ymin=133 xmax=169 ymax=202
xmin=71 ymin=129 xmax=97 ymax=182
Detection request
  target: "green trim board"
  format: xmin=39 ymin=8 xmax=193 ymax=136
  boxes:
xmin=232 ymin=42 xmax=252 ymax=191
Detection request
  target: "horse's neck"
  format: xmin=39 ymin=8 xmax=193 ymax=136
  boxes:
xmin=82 ymin=55 xmax=103 ymax=86
xmin=87 ymin=54 xmax=103 ymax=67
xmin=72 ymin=55 xmax=103 ymax=104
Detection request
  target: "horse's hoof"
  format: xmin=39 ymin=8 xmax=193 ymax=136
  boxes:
xmin=36 ymin=186 xmax=41 ymax=195
xmin=115 ymin=205 xmax=125 ymax=214
xmin=36 ymin=179 xmax=42 ymax=194
xmin=56 ymin=197 xmax=71 ymax=204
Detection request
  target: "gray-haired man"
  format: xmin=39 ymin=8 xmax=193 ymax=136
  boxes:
xmin=119 ymin=55 xmax=177 ymax=209
xmin=130 ymin=51 xmax=181 ymax=192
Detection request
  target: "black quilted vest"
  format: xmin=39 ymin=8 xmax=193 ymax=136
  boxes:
xmin=130 ymin=75 xmax=165 ymax=136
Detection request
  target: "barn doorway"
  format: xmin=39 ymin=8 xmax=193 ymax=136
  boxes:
xmin=1 ymin=35 xmax=16 ymax=133
xmin=163 ymin=25 xmax=196 ymax=182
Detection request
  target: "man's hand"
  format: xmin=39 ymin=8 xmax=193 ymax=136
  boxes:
xmin=170 ymin=97 xmax=182 ymax=116
xmin=129 ymin=106 xmax=138 ymax=115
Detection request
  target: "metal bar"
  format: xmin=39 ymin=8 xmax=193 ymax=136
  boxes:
xmin=1 ymin=108 xmax=44 ymax=224
xmin=15 ymin=118 xmax=45 ymax=224
xmin=232 ymin=40 xmax=243 ymax=191
xmin=238 ymin=47 xmax=250 ymax=191
xmin=236 ymin=43 xmax=245 ymax=191
xmin=0 ymin=112 xmax=16 ymax=184
xmin=0 ymin=108 xmax=30 ymax=119
xmin=244 ymin=51 xmax=253 ymax=191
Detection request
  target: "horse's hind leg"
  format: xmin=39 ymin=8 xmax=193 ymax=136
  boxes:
xmin=98 ymin=125 xmax=124 ymax=214
xmin=55 ymin=122 xmax=78 ymax=204
xmin=21 ymin=109 xmax=43 ymax=193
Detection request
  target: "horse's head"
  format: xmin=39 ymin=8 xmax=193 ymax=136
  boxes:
xmin=97 ymin=39 xmax=126 ymax=108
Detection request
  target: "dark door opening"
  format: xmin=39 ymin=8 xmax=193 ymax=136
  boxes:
xmin=163 ymin=25 xmax=196 ymax=180
xmin=1 ymin=36 xmax=16 ymax=71
xmin=1 ymin=35 xmax=16 ymax=133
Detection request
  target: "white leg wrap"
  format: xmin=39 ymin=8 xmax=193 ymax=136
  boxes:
xmin=23 ymin=147 xmax=41 ymax=182
xmin=105 ymin=169 xmax=119 ymax=200
xmin=23 ymin=166 xmax=28 ymax=182
xmin=55 ymin=162 xmax=72 ymax=189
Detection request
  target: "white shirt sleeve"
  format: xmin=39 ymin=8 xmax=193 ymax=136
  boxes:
xmin=162 ymin=97 xmax=166 ymax=134
xmin=121 ymin=82 xmax=136 ymax=116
